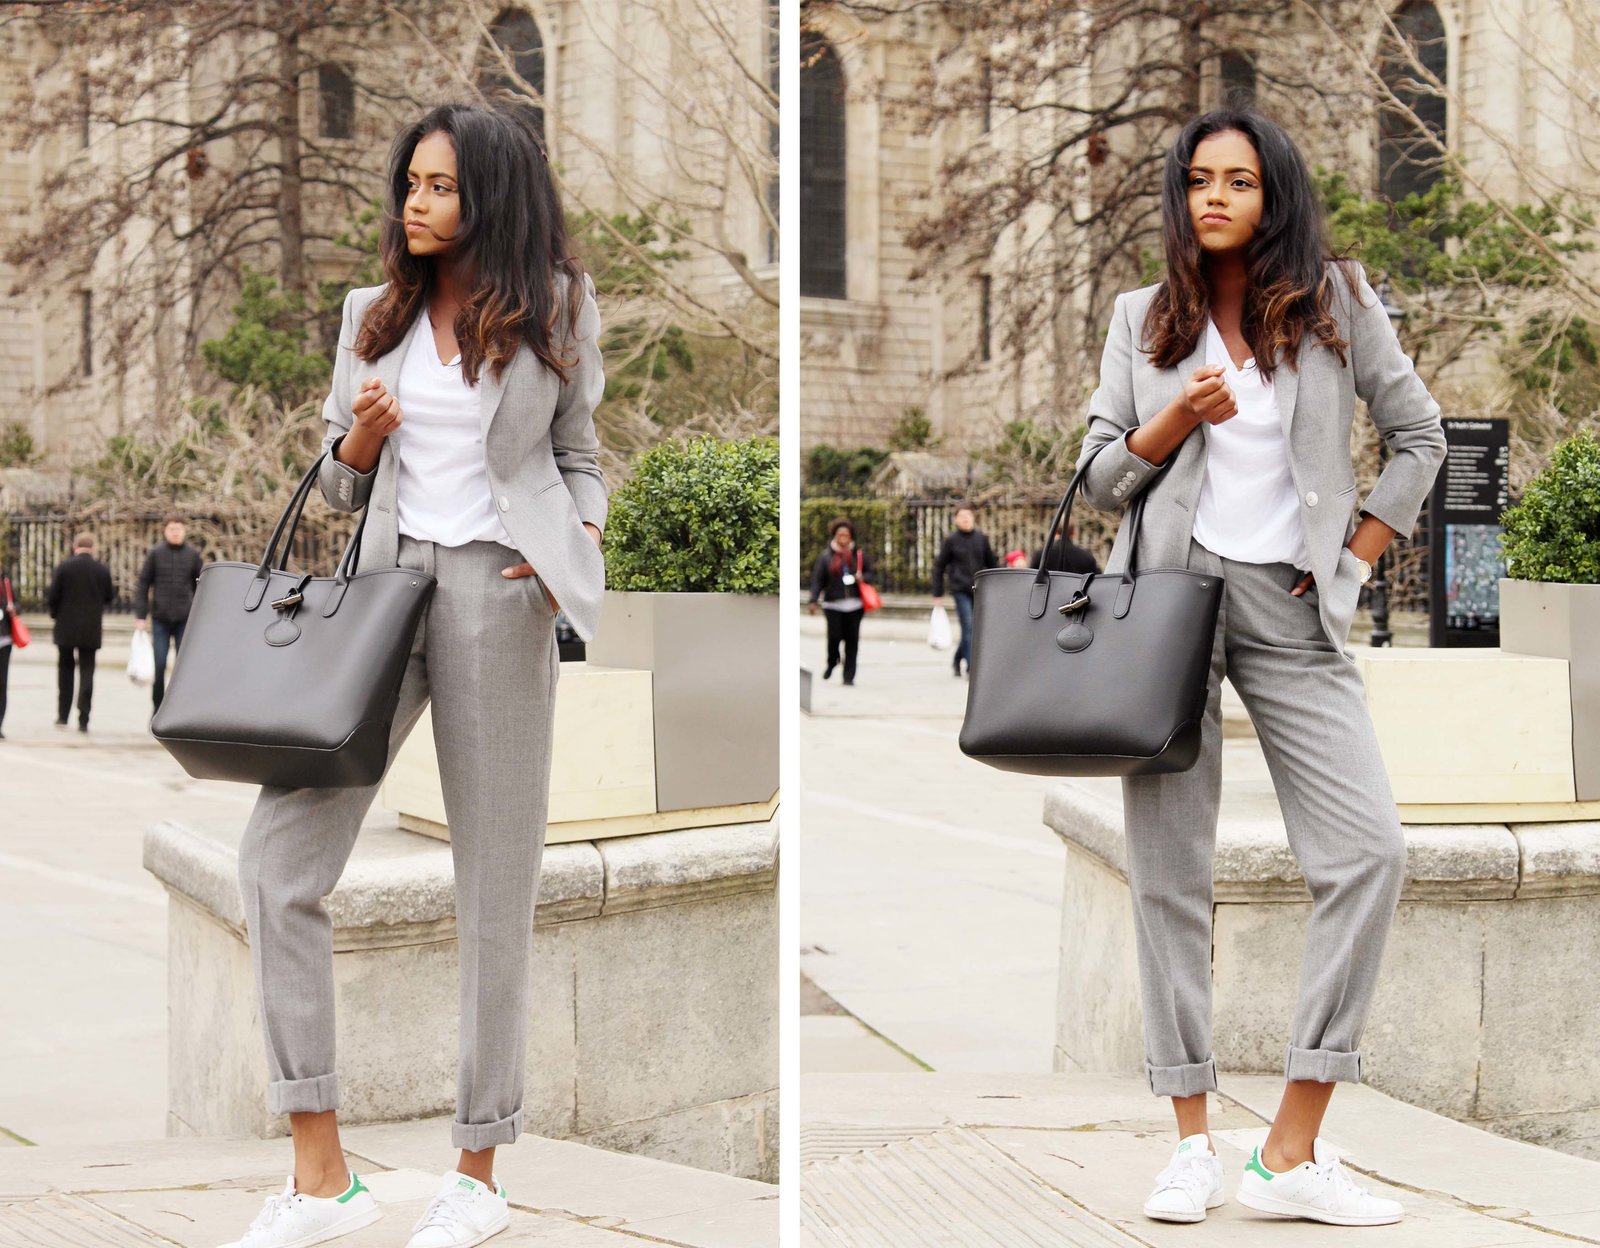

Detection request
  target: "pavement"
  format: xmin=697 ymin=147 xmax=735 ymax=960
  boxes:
xmin=0 ymin=614 xmax=777 ymax=1247
xmin=796 ymin=608 xmax=1598 ymax=1246
xmin=0 ymin=1121 xmax=776 ymax=1247
xmin=803 ymin=1072 xmax=1600 ymax=1246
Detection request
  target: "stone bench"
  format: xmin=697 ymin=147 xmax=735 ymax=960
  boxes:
xmin=143 ymin=812 xmax=779 ymax=1181
xmin=1045 ymin=743 xmax=1600 ymax=1160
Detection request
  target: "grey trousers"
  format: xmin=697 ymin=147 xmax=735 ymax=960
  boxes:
xmin=237 ymin=537 xmax=561 ymax=1149
xmin=1124 ymin=536 xmax=1407 ymax=1098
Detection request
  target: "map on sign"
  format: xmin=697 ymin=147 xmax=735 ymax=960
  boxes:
xmin=1428 ymin=419 xmax=1509 ymax=644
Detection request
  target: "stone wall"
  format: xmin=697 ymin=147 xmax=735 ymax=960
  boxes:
xmin=1046 ymin=783 xmax=1600 ymax=1161
xmin=145 ymin=815 xmax=780 ymax=1182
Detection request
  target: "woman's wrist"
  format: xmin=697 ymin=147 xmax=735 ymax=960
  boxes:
xmin=1126 ymin=398 xmax=1199 ymax=466
xmin=335 ymin=426 xmax=380 ymax=472
xmin=1347 ymin=515 xmax=1396 ymax=565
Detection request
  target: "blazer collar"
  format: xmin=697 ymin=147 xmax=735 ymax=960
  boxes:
xmin=367 ymin=307 xmax=515 ymax=442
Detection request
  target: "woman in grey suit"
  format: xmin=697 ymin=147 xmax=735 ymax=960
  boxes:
xmin=225 ymin=103 xmax=607 ymax=1248
xmin=1076 ymin=107 xmax=1446 ymax=1228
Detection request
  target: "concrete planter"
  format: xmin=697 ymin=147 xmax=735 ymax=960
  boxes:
xmin=587 ymin=592 xmax=778 ymax=813
xmin=143 ymin=816 xmax=779 ymax=1181
xmin=1045 ymin=778 xmax=1600 ymax=1160
xmin=1500 ymin=578 xmax=1600 ymax=801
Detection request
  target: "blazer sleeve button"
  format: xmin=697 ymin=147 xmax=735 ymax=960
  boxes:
xmin=1305 ymin=491 xmax=1319 ymax=507
xmin=497 ymin=496 xmax=511 ymax=512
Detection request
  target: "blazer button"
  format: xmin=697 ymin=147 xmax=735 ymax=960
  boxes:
xmin=497 ymin=496 xmax=511 ymax=512
xmin=1305 ymin=491 xmax=1319 ymax=507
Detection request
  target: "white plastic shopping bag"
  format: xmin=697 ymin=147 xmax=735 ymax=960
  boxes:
xmin=928 ymin=606 xmax=954 ymax=651
xmin=128 ymin=628 xmax=155 ymax=686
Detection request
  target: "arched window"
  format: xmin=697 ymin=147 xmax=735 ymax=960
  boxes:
xmin=318 ymin=63 xmax=354 ymax=140
xmin=479 ymin=8 xmax=547 ymax=143
xmin=1377 ymin=1 xmax=1447 ymax=203
xmin=800 ymin=33 xmax=846 ymax=299
xmin=1218 ymin=51 xmax=1256 ymax=107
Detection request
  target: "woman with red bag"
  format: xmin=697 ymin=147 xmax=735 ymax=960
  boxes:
xmin=0 ymin=567 xmax=26 ymax=739
xmin=806 ymin=516 xmax=875 ymax=686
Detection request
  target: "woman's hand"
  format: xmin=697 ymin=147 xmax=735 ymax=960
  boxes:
xmin=502 ymin=562 xmax=559 ymax=612
xmin=1181 ymin=364 xmax=1237 ymax=426
xmin=583 ymin=522 xmax=602 ymax=548
xmin=1292 ymin=517 xmax=1398 ymax=597
xmin=352 ymin=378 xmax=404 ymax=440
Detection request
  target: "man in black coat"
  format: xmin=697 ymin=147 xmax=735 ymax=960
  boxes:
xmin=1033 ymin=520 xmax=1100 ymax=577
xmin=47 ymin=531 xmax=114 ymax=732
xmin=932 ymin=505 xmax=998 ymax=678
xmin=134 ymin=514 xmax=204 ymax=710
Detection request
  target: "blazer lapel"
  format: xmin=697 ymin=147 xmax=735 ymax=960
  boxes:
xmin=478 ymin=351 xmax=513 ymax=442
xmin=1273 ymin=342 xmax=1301 ymax=442
xmin=374 ymin=307 xmax=422 ymax=400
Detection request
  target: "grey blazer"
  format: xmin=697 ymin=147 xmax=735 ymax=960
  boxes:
xmin=317 ymin=274 xmax=610 ymax=641
xmin=1077 ymin=261 xmax=1447 ymax=652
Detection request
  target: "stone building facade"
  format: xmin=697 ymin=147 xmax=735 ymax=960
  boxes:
xmin=0 ymin=0 xmax=776 ymax=468
xmin=800 ymin=0 xmax=1600 ymax=455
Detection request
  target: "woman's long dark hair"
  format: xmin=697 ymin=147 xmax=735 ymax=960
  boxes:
xmin=1143 ymin=106 xmax=1363 ymax=380
xmin=352 ymin=102 xmax=586 ymax=386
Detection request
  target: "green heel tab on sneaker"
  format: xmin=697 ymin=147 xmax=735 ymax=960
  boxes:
xmin=336 ymin=1173 xmax=369 ymax=1204
xmin=1246 ymin=1148 xmax=1276 ymax=1181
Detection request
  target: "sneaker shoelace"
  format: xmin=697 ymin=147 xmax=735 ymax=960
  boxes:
xmin=249 ymin=1188 xmax=296 ymax=1233
xmin=414 ymin=1186 xmax=484 ymax=1233
xmin=1313 ymin=1153 xmax=1370 ymax=1210
xmin=1154 ymin=1152 xmax=1215 ymax=1201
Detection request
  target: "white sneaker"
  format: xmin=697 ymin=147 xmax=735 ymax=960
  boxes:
xmin=218 ymin=1172 xmax=380 ymax=1248
xmin=1143 ymin=1133 xmax=1225 ymax=1222
xmin=1236 ymin=1139 xmax=1404 ymax=1225
xmin=406 ymin=1171 xmax=511 ymax=1248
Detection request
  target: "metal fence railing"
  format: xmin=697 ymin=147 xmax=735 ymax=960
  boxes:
xmin=801 ymin=492 xmax=1435 ymax=613
xmin=2 ymin=514 xmax=342 ymax=614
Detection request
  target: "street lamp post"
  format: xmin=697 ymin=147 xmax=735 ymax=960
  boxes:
xmin=1368 ymin=279 xmax=1405 ymax=648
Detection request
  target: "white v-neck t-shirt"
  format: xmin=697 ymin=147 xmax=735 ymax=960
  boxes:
xmin=1190 ymin=317 xmax=1309 ymax=569
xmin=393 ymin=303 xmax=515 ymax=548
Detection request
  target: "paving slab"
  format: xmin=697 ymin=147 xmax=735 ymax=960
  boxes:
xmin=801 ymin=1071 xmax=1600 ymax=1246
xmin=0 ymin=1118 xmax=777 ymax=1247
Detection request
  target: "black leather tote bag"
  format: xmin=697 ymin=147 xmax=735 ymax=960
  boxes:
xmin=151 ymin=452 xmax=436 ymax=788
xmin=958 ymin=445 xmax=1223 ymax=776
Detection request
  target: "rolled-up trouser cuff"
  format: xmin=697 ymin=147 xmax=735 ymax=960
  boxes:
xmin=268 ymin=1073 xmax=338 ymax=1115
xmin=1286 ymin=1045 xmax=1362 ymax=1084
xmin=1145 ymin=1057 xmax=1219 ymax=1098
xmin=452 ymin=1107 xmax=524 ymax=1151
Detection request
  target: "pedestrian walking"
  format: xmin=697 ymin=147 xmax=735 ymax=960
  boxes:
xmin=0 ymin=565 xmax=21 ymax=739
xmin=1077 ymin=107 xmax=1445 ymax=1228
xmin=46 ymin=532 xmax=114 ymax=733
xmin=1032 ymin=520 xmax=1099 ymax=576
xmin=225 ymin=102 xmax=608 ymax=1248
xmin=133 ymin=514 xmax=204 ymax=712
xmin=931 ymin=505 xmax=997 ymax=678
xmin=807 ymin=517 xmax=871 ymax=686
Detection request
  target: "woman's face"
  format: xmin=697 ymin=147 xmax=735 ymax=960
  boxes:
xmin=833 ymin=527 xmax=854 ymax=547
xmin=404 ymin=131 xmax=462 ymax=256
xmin=1186 ymin=129 xmax=1263 ymax=255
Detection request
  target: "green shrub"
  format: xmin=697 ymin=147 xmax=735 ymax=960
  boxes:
xmin=0 ymin=419 xmax=37 ymax=467
xmin=1500 ymin=428 xmax=1600 ymax=583
xmin=604 ymin=436 xmax=778 ymax=593
xmin=804 ymin=444 xmax=889 ymax=493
